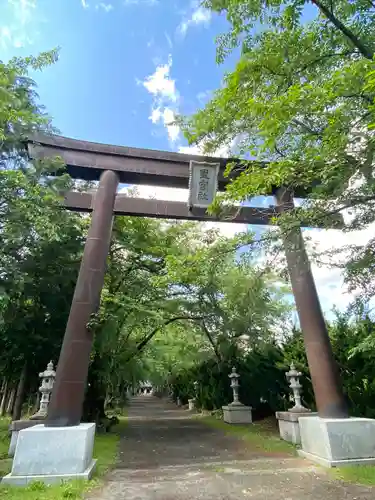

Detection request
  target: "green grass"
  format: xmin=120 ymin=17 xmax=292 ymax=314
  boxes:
xmin=0 ymin=418 xmax=10 ymax=459
xmin=200 ymin=415 xmax=296 ymax=455
xmin=0 ymin=417 xmax=126 ymax=500
xmin=332 ymin=466 xmax=375 ymax=486
xmin=0 ymin=418 xmax=12 ymax=480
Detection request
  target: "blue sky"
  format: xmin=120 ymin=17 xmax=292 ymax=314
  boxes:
xmin=1 ymin=0 xmax=235 ymax=151
xmin=0 ymin=0 xmax=357 ymax=316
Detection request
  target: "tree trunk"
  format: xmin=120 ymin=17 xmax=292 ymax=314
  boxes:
xmin=34 ymin=391 xmax=40 ymax=414
xmin=12 ymin=363 xmax=28 ymax=421
xmin=82 ymin=355 xmax=106 ymax=428
xmin=6 ymin=388 xmax=16 ymax=414
xmin=0 ymin=380 xmax=8 ymax=416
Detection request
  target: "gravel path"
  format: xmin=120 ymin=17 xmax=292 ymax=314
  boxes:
xmin=89 ymin=396 xmax=375 ymax=500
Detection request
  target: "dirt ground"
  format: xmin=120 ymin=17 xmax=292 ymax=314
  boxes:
xmin=89 ymin=397 xmax=375 ymax=500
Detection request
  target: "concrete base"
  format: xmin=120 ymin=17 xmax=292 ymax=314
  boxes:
xmin=1 ymin=422 xmax=96 ymax=485
xmin=222 ymin=404 xmax=252 ymax=424
xmin=275 ymin=411 xmax=317 ymax=445
xmin=2 ymin=460 xmax=97 ymax=486
xmin=8 ymin=420 xmax=45 ymax=457
xmin=298 ymin=415 xmax=375 ymax=467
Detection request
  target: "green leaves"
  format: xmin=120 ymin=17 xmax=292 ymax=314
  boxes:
xmin=0 ymin=50 xmax=59 ymax=154
xmin=0 ymin=50 xmax=84 ymax=382
xmin=181 ymin=0 xmax=375 ymax=301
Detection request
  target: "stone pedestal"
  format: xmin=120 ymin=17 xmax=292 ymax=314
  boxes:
xmin=188 ymin=398 xmax=196 ymax=411
xmin=275 ymin=411 xmax=317 ymax=445
xmin=298 ymin=416 xmax=375 ymax=467
xmin=2 ymin=423 xmax=96 ymax=485
xmin=222 ymin=404 xmax=252 ymax=424
xmin=8 ymin=420 xmax=45 ymax=457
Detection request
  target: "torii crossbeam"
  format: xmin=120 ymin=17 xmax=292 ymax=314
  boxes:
xmin=28 ymin=134 xmax=348 ymax=427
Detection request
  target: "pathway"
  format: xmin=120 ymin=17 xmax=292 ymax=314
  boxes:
xmin=91 ymin=396 xmax=374 ymax=500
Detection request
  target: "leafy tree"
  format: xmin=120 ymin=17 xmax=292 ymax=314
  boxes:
xmin=0 ymin=49 xmax=58 ymax=152
xmin=0 ymin=50 xmax=85 ymax=420
xmin=282 ymin=308 xmax=375 ymax=418
xmin=366 ymin=62 xmax=375 ymax=129
xmin=171 ymin=343 xmax=291 ymax=415
xmin=83 ymin=218 xmax=209 ymax=423
xmin=141 ymin=321 xmax=211 ymax=393
xmin=159 ymin=240 xmax=291 ymax=361
xmin=83 ymin=216 xmax=291 ymax=425
xmin=181 ymin=0 xmax=375 ymax=299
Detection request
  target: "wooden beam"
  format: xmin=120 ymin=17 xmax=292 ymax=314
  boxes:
xmin=29 ymin=134 xmax=239 ymax=190
xmin=63 ymin=191 xmax=341 ymax=228
xmin=29 ymin=134 xmax=309 ymax=197
xmin=115 ymin=196 xmax=277 ymax=225
xmin=64 ymin=191 xmax=277 ymax=225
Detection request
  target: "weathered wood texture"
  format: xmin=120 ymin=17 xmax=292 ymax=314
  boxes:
xmin=63 ymin=191 xmax=340 ymax=228
xmin=28 ymin=134 xmax=309 ymax=197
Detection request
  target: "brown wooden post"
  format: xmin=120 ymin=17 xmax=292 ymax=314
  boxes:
xmin=46 ymin=170 xmax=119 ymax=427
xmin=275 ymin=187 xmax=348 ymax=418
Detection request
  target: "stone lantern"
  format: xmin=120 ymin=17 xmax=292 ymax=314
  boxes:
xmin=30 ymin=361 xmax=56 ymax=420
xmin=188 ymin=381 xmax=198 ymax=411
xmin=8 ymin=361 xmax=56 ymax=458
xmin=228 ymin=367 xmax=241 ymax=405
xmin=276 ymin=362 xmax=316 ymax=445
xmin=286 ymin=363 xmax=309 ymax=413
xmin=222 ymin=367 xmax=252 ymax=424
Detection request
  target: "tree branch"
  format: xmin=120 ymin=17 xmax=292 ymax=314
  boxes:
xmin=201 ymin=320 xmax=223 ymax=362
xmin=297 ymin=50 xmax=354 ymax=74
xmin=320 ymin=194 xmax=375 ymax=218
xmin=124 ymin=315 xmax=204 ymax=361
xmin=311 ymin=0 xmax=374 ymax=59
xmin=292 ymin=119 xmax=322 ymax=136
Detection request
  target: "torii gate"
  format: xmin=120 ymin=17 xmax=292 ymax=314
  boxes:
xmin=29 ymin=134 xmax=348 ymax=427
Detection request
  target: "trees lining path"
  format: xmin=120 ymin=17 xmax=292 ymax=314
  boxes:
xmin=90 ymin=397 xmax=373 ymax=500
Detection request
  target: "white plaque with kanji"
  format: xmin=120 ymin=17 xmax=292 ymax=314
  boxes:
xmin=188 ymin=161 xmax=220 ymax=209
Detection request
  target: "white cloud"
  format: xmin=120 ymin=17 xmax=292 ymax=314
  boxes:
xmin=1 ymin=0 xmax=37 ymax=49
xmin=178 ymin=5 xmax=212 ymax=37
xmin=163 ymin=108 xmax=179 ymax=143
xmin=178 ymin=141 xmax=231 ymax=158
xmin=258 ymin=222 xmax=375 ymax=315
xmin=0 ymin=26 xmax=12 ymax=48
xmin=10 ymin=0 xmax=36 ymax=25
xmin=122 ymin=184 xmax=188 ymax=202
xmin=142 ymin=56 xmax=181 ymax=145
xmin=178 ymin=145 xmax=203 ymax=156
xmin=304 ymin=223 xmax=375 ymax=309
xmin=81 ymin=0 xmax=89 ymax=8
xmin=123 ymin=0 xmax=159 ymax=6
xmin=143 ymin=56 xmax=178 ymax=103
xmin=96 ymin=2 xmax=114 ymax=12
xmin=164 ymin=32 xmax=173 ymax=49
xmin=149 ymin=108 xmax=162 ymax=123
xmin=191 ymin=6 xmax=211 ymax=23
xmin=149 ymin=107 xmax=180 ymax=143
xmin=196 ymin=90 xmax=212 ymax=106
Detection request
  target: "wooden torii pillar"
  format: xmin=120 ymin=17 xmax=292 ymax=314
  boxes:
xmin=28 ymin=134 xmax=348 ymax=426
